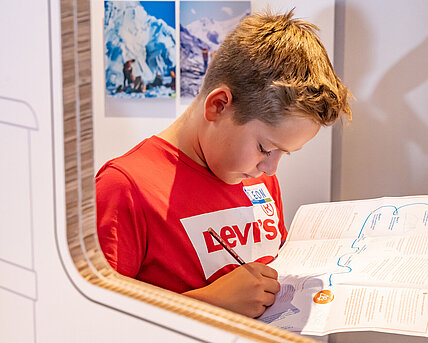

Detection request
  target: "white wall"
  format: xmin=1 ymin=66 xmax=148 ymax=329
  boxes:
xmin=92 ymin=0 xmax=337 ymax=228
xmin=331 ymin=0 xmax=428 ymax=342
xmin=333 ymin=0 xmax=428 ymax=201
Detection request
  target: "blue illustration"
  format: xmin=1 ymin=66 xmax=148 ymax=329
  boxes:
xmin=329 ymin=202 xmax=428 ymax=286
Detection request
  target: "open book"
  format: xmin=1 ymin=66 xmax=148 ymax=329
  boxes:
xmin=259 ymin=195 xmax=428 ymax=337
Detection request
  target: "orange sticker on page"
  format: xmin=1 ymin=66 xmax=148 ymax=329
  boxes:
xmin=313 ymin=290 xmax=334 ymax=304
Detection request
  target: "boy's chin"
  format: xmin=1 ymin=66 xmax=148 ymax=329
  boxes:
xmin=220 ymin=178 xmax=242 ymax=185
xmin=219 ymin=173 xmax=250 ymax=185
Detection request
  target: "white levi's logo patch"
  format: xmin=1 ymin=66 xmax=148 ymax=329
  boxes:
xmin=180 ymin=184 xmax=281 ymax=280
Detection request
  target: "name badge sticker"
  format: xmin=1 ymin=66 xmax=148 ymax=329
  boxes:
xmin=243 ymin=183 xmax=273 ymax=205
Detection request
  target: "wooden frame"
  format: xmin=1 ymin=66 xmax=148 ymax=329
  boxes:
xmin=59 ymin=1 xmax=319 ymax=342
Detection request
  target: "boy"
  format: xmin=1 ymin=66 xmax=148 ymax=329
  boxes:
xmin=96 ymin=10 xmax=351 ymax=319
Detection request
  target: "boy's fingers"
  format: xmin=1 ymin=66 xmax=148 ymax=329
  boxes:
xmin=263 ymin=277 xmax=281 ymax=295
xmin=259 ymin=265 xmax=278 ymax=280
xmin=263 ymin=291 xmax=277 ymax=307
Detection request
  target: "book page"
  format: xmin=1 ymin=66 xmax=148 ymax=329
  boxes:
xmin=260 ymin=195 xmax=428 ymax=337
xmin=322 ymin=286 xmax=428 ymax=336
xmin=334 ymin=234 xmax=428 ymax=288
xmin=260 ymin=282 xmax=428 ymax=336
xmin=287 ymin=196 xmax=428 ymax=241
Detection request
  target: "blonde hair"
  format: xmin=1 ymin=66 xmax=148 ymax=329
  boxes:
xmin=199 ymin=9 xmax=352 ymax=126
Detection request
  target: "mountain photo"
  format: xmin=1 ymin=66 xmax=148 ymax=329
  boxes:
xmin=180 ymin=1 xmax=251 ymax=102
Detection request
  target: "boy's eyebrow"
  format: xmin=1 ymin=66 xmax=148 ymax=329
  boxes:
xmin=268 ymin=140 xmax=301 ymax=153
xmin=279 ymin=147 xmax=291 ymax=153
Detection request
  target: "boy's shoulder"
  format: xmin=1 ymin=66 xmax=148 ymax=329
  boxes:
xmin=96 ymin=135 xmax=216 ymax=188
xmin=99 ymin=135 xmax=171 ymax=170
xmin=95 ymin=136 xmax=168 ymax=182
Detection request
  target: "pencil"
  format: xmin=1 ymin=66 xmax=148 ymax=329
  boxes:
xmin=207 ymin=227 xmax=246 ymax=265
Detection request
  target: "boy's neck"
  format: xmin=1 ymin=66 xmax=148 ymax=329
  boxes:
xmin=158 ymin=97 xmax=208 ymax=168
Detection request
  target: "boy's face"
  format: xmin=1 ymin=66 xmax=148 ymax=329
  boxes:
xmin=201 ymin=111 xmax=321 ymax=185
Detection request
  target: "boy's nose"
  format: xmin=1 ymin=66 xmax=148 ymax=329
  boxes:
xmin=257 ymin=151 xmax=283 ymax=176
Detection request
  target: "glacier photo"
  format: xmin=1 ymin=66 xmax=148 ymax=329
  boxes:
xmin=104 ymin=1 xmax=176 ymax=100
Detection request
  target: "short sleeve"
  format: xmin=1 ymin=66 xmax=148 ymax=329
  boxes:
xmin=96 ymin=165 xmax=146 ymax=278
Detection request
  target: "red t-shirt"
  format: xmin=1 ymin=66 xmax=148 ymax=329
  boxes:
xmin=96 ymin=136 xmax=287 ymax=293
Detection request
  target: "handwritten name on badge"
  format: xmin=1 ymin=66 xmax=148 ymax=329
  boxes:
xmin=243 ymin=183 xmax=272 ymax=205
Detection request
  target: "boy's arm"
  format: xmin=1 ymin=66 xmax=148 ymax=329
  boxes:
xmin=96 ymin=166 xmax=146 ymax=277
xmin=183 ymin=262 xmax=280 ymax=318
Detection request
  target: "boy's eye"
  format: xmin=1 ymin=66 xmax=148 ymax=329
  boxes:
xmin=259 ymin=144 xmax=271 ymax=156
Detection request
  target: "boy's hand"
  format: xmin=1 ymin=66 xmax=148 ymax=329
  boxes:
xmin=183 ymin=262 xmax=280 ymax=318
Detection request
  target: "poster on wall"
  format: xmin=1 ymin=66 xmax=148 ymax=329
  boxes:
xmin=104 ymin=1 xmax=176 ymax=117
xmin=180 ymin=1 xmax=251 ymax=104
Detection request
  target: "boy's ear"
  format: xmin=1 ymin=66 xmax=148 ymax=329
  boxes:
xmin=204 ymin=86 xmax=233 ymax=122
